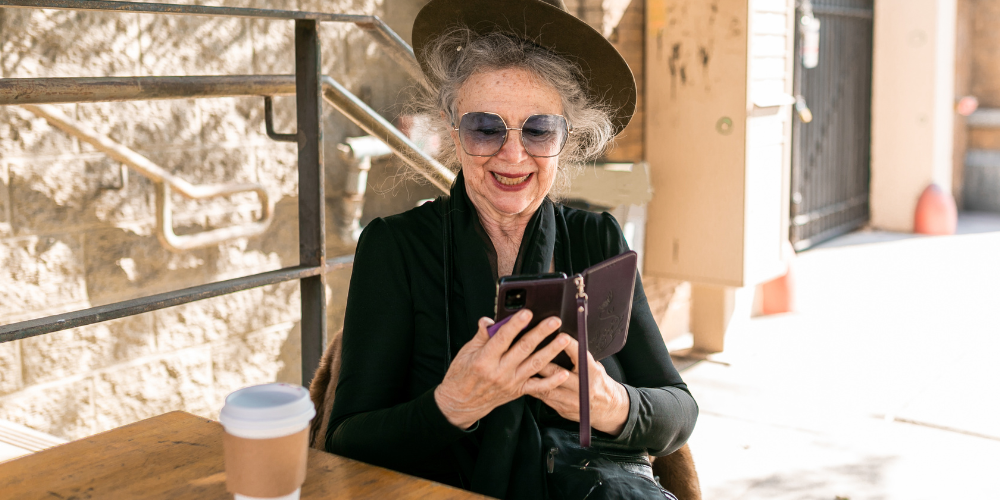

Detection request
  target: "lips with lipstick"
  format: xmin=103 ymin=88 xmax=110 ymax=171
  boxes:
xmin=492 ymin=171 xmax=532 ymax=186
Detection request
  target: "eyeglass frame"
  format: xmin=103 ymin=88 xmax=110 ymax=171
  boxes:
xmin=451 ymin=112 xmax=574 ymax=158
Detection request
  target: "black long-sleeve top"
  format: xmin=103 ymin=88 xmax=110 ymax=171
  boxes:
xmin=327 ymin=173 xmax=697 ymax=499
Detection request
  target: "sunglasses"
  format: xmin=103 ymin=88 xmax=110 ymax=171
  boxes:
xmin=454 ymin=112 xmax=572 ymax=158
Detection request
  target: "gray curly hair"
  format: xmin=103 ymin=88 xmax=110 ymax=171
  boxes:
xmin=408 ymin=25 xmax=616 ymax=195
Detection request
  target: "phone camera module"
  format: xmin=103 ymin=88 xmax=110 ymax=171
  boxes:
xmin=504 ymin=289 xmax=527 ymax=310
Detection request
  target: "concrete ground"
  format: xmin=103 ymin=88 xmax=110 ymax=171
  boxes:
xmin=678 ymin=212 xmax=1000 ymax=499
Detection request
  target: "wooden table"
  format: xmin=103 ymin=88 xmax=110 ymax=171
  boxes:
xmin=0 ymin=411 xmax=488 ymax=499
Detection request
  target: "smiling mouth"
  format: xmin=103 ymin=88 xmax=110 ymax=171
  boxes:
xmin=492 ymin=172 xmax=531 ymax=186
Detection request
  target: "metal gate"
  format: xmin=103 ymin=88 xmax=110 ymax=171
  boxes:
xmin=790 ymin=0 xmax=874 ymax=250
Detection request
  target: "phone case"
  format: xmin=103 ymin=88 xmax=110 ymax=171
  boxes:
xmin=492 ymin=251 xmax=637 ymax=361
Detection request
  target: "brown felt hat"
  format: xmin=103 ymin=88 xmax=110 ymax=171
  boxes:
xmin=412 ymin=0 xmax=637 ymax=135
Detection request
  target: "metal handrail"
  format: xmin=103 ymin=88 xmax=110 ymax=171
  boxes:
xmin=21 ymin=103 xmax=275 ymax=252
xmin=320 ymin=75 xmax=455 ymax=192
xmin=0 ymin=75 xmax=456 ymax=192
xmin=0 ymin=257 xmax=355 ymax=343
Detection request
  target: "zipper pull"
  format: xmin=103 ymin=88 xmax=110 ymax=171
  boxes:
xmin=547 ymin=447 xmax=559 ymax=474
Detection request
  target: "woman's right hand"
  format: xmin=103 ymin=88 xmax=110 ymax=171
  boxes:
xmin=434 ymin=310 xmax=573 ymax=429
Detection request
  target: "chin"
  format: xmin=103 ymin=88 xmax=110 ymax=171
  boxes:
xmin=487 ymin=194 xmax=535 ymax=215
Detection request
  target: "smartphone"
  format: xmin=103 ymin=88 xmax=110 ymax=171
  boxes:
xmin=486 ymin=251 xmax=639 ymax=370
xmin=490 ymin=272 xmax=575 ymax=369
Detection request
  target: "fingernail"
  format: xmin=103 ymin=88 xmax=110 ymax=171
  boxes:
xmin=548 ymin=318 xmax=560 ymax=327
xmin=480 ymin=317 xmax=493 ymax=327
xmin=519 ymin=309 xmax=531 ymax=319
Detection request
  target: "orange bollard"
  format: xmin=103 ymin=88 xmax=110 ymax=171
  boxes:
xmin=761 ymin=241 xmax=796 ymax=315
xmin=913 ymin=183 xmax=957 ymax=235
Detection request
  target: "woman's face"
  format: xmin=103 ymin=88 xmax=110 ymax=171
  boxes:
xmin=451 ymin=67 xmax=563 ymax=219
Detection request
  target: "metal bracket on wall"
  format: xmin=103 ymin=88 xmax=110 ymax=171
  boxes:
xmin=264 ymin=96 xmax=297 ymax=143
xmin=336 ymin=135 xmax=392 ymax=242
xmin=20 ymin=103 xmax=274 ymax=253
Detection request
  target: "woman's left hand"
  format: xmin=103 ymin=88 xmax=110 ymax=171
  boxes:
xmin=526 ymin=338 xmax=630 ymax=436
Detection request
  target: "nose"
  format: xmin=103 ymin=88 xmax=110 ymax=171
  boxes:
xmin=493 ymin=129 xmax=530 ymax=162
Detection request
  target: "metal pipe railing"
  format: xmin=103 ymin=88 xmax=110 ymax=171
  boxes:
xmin=21 ymin=103 xmax=275 ymax=252
xmin=0 ymin=75 xmax=456 ymax=192
xmin=319 ymin=75 xmax=455 ymax=192
xmin=0 ymin=257 xmax=355 ymax=344
xmin=0 ymin=75 xmax=294 ymax=104
xmin=336 ymin=136 xmax=393 ymax=242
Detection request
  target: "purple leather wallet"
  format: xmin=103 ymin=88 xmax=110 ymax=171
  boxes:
xmin=492 ymin=251 xmax=638 ymax=447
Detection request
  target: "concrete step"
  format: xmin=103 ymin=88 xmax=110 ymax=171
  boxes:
xmin=0 ymin=419 xmax=67 ymax=463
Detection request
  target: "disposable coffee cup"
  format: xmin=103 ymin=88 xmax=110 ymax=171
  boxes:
xmin=220 ymin=383 xmax=317 ymax=500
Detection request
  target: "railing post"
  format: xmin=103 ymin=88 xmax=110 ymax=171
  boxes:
xmin=295 ymin=19 xmax=327 ymax=388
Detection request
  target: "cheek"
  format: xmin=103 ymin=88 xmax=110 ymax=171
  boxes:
xmin=537 ymin=159 xmax=559 ymax=184
xmin=458 ymin=151 xmax=489 ymax=182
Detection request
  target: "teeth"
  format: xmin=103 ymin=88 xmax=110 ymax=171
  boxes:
xmin=492 ymin=172 xmax=530 ymax=186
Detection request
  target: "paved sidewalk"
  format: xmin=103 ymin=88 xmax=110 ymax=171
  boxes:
xmin=680 ymin=212 xmax=1000 ymax=499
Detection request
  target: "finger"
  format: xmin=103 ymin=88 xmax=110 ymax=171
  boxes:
xmin=485 ymin=309 xmax=533 ymax=356
xmin=536 ymin=363 xmax=563 ymax=378
xmin=514 ymin=331 xmax=570 ymax=379
xmin=469 ymin=317 xmax=493 ymax=346
xmin=536 ymin=364 xmax=579 ymax=392
xmin=530 ymin=386 xmax=580 ymax=420
xmin=501 ymin=316 xmax=562 ymax=369
xmin=587 ymin=350 xmax=604 ymax=377
xmin=522 ymin=367 xmax=571 ymax=396
xmin=485 ymin=315 xmax=511 ymax=338
xmin=562 ymin=336 xmax=581 ymax=373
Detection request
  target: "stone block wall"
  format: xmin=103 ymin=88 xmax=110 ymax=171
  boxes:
xmin=0 ymin=0 xmax=440 ymax=441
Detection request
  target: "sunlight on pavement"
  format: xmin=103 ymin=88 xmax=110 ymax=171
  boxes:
xmin=682 ymin=212 xmax=1000 ymax=499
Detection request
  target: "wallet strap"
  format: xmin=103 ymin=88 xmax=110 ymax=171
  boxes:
xmin=574 ymin=276 xmax=591 ymax=448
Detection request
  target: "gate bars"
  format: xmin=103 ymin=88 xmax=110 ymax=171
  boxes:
xmin=790 ymin=0 xmax=874 ymax=250
xmin=0 ymin=0 xmax=454 ymax=387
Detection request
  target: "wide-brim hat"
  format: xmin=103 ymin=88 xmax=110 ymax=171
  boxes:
xmin=412 ymin=0 xmax=636 ymax=135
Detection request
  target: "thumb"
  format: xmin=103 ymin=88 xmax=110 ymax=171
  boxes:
xmin=469 ymin=317 xmax=494 ymax=346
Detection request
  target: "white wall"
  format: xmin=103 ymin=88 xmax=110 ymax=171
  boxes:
xmin=871 ymin=0 xmax=957 ymax=232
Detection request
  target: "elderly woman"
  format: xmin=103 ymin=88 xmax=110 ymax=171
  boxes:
xmin=326 ymin=0 xmax=697 ymax=498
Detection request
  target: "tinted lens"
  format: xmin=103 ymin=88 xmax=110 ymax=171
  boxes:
xmin=521 ymin=114 xmax=568 ymax=157
xmin=459 ymin=112 xmax=508 ymax=156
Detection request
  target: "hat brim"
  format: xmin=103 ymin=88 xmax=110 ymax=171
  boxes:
xmin=412 ymin=0 xmax=636 ymax=135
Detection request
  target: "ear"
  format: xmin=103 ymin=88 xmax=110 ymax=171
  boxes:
xmin=443 ymin=110 xmax=462 ymax=152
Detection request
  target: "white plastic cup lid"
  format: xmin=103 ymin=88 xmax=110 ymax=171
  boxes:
xmin=220 ymin=383 xmax=316 ymax=433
